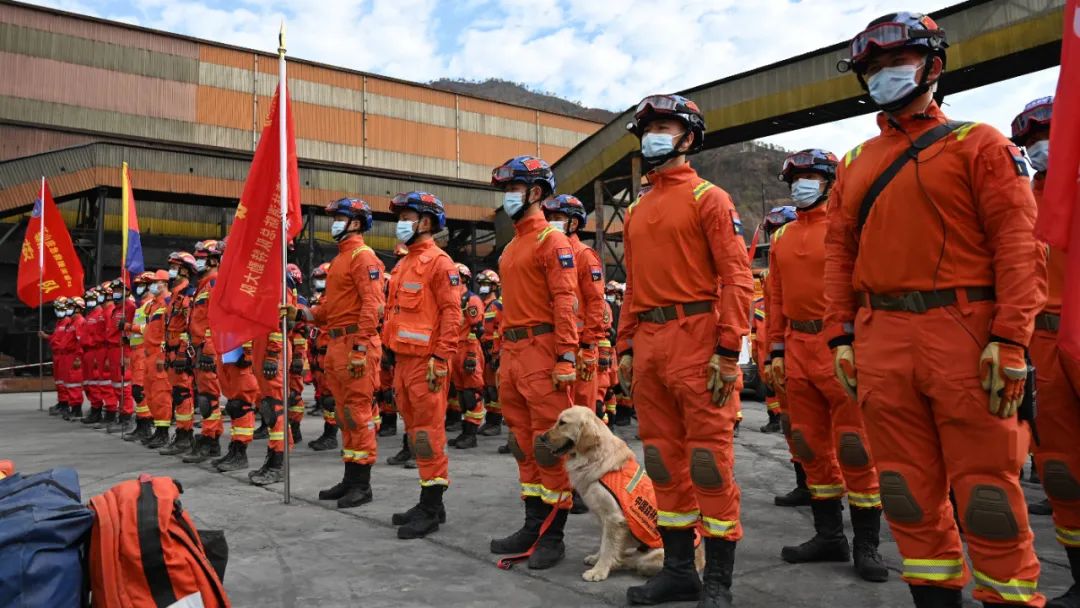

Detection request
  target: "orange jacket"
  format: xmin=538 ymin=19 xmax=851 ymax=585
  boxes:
xmin=498 ymin=212 xmax=580 ymax=355
xmin=142 ymin=293 xmax=168 ymax=351
xmin=382 ymin=238 xmax=461 ymax=360
xmin=481 ymin=295 xmax=502 ymax=348
xmin=83 ymin=305 xmax=105 ymax=349
xmin=458 ymin=290 xmax=485 ymax=342
xmin=617 ymin=163 xmax=753 ymax=355
xmin=314 ymin=234 xmax=385 ymax=346
xmin=1034 ymin=174 xmax=1064 ymax=316
xmin=165 ymin=279 xmax=193 ymax=350
xmin=767 ymin=205 xmax=828 ymax=349
xmin=189 ymin=271 xmax=217 ymax=355
xmin=824 ymin=102 xmax=1045 ymax=346
xmin=570 ymin=234 xmax=607 ymax=345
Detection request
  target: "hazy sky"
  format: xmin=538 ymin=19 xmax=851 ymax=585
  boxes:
xmin=29 ymin=0 xmax=1060 ymax=156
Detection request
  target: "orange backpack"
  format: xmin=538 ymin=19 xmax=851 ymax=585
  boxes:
xmin=88 ymin=474 xmax=230 ymax=608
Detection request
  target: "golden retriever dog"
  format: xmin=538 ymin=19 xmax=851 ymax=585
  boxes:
xmin=538 ymin=406 xmax=703 ymax=582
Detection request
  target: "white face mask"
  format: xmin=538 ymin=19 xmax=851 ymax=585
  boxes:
xmin=54 ymin=309 xmax=63 ymax=318
xmin=502 ymin=192 xmax=525 ymax=218
xmin=168 ymin=268 xmax=179 ymax=279
xmin=547 ymin=220 xmax=566 ymax=233
xmin=112 ymin=293 xmax=122 ymax=301
xmin=641 ymin=132 xmax=680 ymax=159
xmin=1027 ymin=139 xmax=1049 ymax=172
xmin=314 ymin=280 xmax=326 ymax=291
xmin=396 ymin=220 xmax=417 ymax=244
xmin=790 ymin=179 xmax=823 ymax=208
xmin=605 ymin=294 xmax=616 ymax=303
xmin=86 ymin=300 xmax=96 ymax=308
xmin=478 ymin=285 xmax=491 ymax=295
xmin=195 ymin=259 xmax=207 ymax=272
xmin=97 ymin=295 xmax=106 ymax=303
xmin=149 ymin=283 xmax=162 ymax=296
xmin=135 ymin=285 xmax=146 ymax=296
xmin=330 ymin=220 xmax=348 ymax=238
xmin=867 ymin=64 xmax=920 ymax=106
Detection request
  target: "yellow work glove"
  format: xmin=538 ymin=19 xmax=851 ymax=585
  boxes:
xmin=347 ymin=348 xmax=367 ymax=379
xmin=979 ymin=342 xmax=1027 ymax=418
xmin=552 ymin=359 xmax=577 ymax=391
xmin=706 ymin=354 xmax=739 ymax=405
xmin=577 ymin=345 xmax=598 ymax=381
xmin=618 ymin=354 xmax=634 ymax=394
xmin=426 ymin=356 xmax=448 ymax=392
xmin=769 ymin=357 xmax=786 ymax=392
xmin=834 ymin=345 xmax=857 ymax=402
xmin=279 ymin=304 xmax=297 ymax=319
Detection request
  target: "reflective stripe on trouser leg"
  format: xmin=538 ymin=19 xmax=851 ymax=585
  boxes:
xmin=902 ymin=558 xmax=965 ymax=582
xmin=395 ymin=354 xmax=449 ymax=487
xmin=973 ymin=571 xmax=1040 ymax=604
xmin=785 ymin=333 xmax=846 ymax=503
xmin=326 ymin=340 xmax=378 ymax=466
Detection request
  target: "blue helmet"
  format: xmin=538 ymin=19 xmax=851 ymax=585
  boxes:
xmin=541 ymin=194 xmax=587 ymax=232
xmin=1011 ymin=96 xmax=1053 ymax=145
xmin=491 ymin=156 xmax=556 ymax=196
xmin=324 ymin=198 xmax=374 ymax=232
xmin=778 ymin=149 xmax=839 ymax=184
xmin=389 ymin=191 xmax=446 ymax=232
xmin=764 ymin=206 xmax=798 ymax=232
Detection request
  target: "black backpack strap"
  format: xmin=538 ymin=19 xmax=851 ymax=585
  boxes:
xmin=137 ymin=478 xmax=177 ymax=608
xmin=856 ymin=121 xmax=971 ymax=232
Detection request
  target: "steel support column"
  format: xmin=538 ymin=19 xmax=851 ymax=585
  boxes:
xmin=94 ymin=187 xmax=107 ymax=285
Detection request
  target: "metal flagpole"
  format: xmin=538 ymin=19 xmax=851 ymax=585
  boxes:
xmin=38 ymin=176 xmax=44 ymax=412
xmin=278 ymin=22 xmax=291 ymax=504
xmin=120 ymin=165 xmax=128 ymax=438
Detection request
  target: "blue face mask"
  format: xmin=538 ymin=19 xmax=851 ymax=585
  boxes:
xmin=396 ymin=220 xmax=417 ymax=244
xmin=503 ymin=192 xmax=525 ymax=218
xmin=641 ymin=132 xmax=678 ymax=159
xmin=1027 ymin=140 xmax=1049 ymax=172
xmin=790 ymin=179 xmax=823 ymax=208
xmin=867 ymin=64 xmax=920 ymax=106
xmin=330 ymin=220 xmax=348 ymax=239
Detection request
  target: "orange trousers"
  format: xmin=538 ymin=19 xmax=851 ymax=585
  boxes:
xmin=632 ymin=313 xmax=742 ymax=540
xmin=105 ymin=345 xmax=134 ymax=416
xmin=146 ymin=352 xmax=172 ymax=430
xmin=785 ymin=329 xmax=880 ymax=507
xmin=167 ymin=354 xmax=194 ymax=431
xmin=287 ymin=372 xmax=305 ymax=424
xmin=482 ymin=343 xmax=500 ymax=413
xmin=855 ymin=302 xmax=1043 ymax=606
xmin=324 ymin=335 xmax=378 ymax=465
xmin=86 ymin=346 xmax=106 ymax=408
xmin=1030 ymin=328 xmax=1080 ymax=550
xmin=255 ymin=352 xmax=292 ymax=454
xmin=194 ymin=359 xmax=223 ymax=439
xmin=217 ymin=360 xmax=257 ymax=444
xmin=452 ymin=339 xmax=485 ymax=426
xmin=499 ymin=332 xmax=573 ymax=509
xmin=395 ymin=354 xmax=450 ymax=487
xmin=131 ymin=346 xmax=148 ymax=420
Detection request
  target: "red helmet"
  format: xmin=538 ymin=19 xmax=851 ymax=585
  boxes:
xmin=134 ymin=271 xmax=156 ymax=285
xmin=455 ymin=263 xmax=472 ymax=283
xmin=1011 ymin=96 xmax=1053 ymax=145
xmin=168 ymin=251 xmax=198 ymax=274
xmin=477 ymin=269 xmax=500 ymax=286
xmin=98 ymin=282 xmax=113 ymax=297
xmin=152 ymin=269 xmax=170 ymax=282
xmin=71 ymin=297 xmax=85 ymax=309
xmin=312 ymin=263 xmax=330 ymax=280
xmin=286 ymin=263 xmax=303 ymax=286
xmin=194 ymin=239 xmax=225 ymax=258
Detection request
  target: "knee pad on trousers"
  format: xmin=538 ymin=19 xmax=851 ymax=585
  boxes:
xmin=459 ymin=389 xmax=478 ymax=411
xmin=837 ymin=432 xmax=870 ymax=468
xmin=485 ymin=386 xmax=498 ymax=403
xmin=689 ymin=448 xmax=724 ymax=490
xmin=171 ymin=386 xmax=189 ymax=407
xmin=226 ymin=399 xmax=252 ymax=419
xmin=879 ymin=471 xmax=923 ymax=524
xmin=196 ymin=393 xmax=213 ymax=418
xmin=534 ymin=440 xmax=559 ymax=467
xmin=962 ymin=484 xmax=1019 ymax=541
xmin=643 ymin=445 xmax=672 ymax=485
xmin=288 ymin=390 xmax=301 ymax=407
xmin=132 ymin=384 xmax=144 ymax=404
xmin=413 ymin=431 xmax=434 ymax=459
xmin=779 ymin=413 xmax=792 ymax=439
xmin=1042 ymin=460 xmax=1080 ymax=501
xmin=790 ymin=429 xmax=815 ymax=462
xmin=322 ymin=395 xmax=336 ymax=412
xmin=508 ymin=433 xmax=527 ymax=463
xmin=259 ymin=397 xmax=281 ymax=427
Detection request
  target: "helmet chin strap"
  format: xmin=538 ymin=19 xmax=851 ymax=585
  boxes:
xmin=866 ymin=56 xmax=936 ymax=115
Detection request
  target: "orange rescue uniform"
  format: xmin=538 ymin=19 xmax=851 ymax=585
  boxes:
xmin=452 ymin=289 xmax=486 ymax=426
xmin=164 ymin=280 xmax=195 ymax=431
xmin=142 ymin=293 xmax=170 ymax=430
xmin=823 ymin=103 xmax=1045 ymax=605
xmin=569 ymin=234 xmax=607 ymax=411
xmin=190 ymin=272 xmax=223 ymax=439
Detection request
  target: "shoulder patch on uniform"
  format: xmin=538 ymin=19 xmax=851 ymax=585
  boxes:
xmin=590 ymin=266 xmax=602 ymax=281
xmin=448 ymin=270 xmax=460 ymax=286
xmin=692 ymin=180 xmax=715 ymax=201
xmin=368 ymin=266 xmax=380 ymax=281
xmin=731 ymin=209 xmax=743 ymax=236
xmin=557 ymin=247 xmax=575 ymax=269
xmin=1007 ymin=144 xmax=1029 ymax=177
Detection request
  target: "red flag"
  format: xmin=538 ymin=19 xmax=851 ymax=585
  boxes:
xmin=17 ymin=179 xmax=85 ymax=308
xmin=1037 ymin=0 xmax=1080 ymax=360
xmin=209 ymin=83 xmax=302 ymax=353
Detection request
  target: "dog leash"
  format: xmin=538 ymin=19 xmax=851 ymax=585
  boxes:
xmin=495 ymin=506 xmax=562 ymax=570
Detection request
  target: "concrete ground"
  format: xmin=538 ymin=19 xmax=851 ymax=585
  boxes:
xmin=1 ymin=390 xmax=1073 ymax=608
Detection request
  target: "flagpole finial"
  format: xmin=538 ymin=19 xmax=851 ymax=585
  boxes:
xmin=278 ymin=21 xmax=286 ymax=57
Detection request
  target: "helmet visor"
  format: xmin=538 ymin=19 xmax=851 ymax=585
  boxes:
xmin=850 ymin=22 xmax=934 ymax=63
xmin=633 ymin=95 xmax=682 ymax=121
xmin=1011 ymin=103 xmax=1053 ymax=140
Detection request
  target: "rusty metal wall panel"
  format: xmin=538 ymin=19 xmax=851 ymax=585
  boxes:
xmin=365 ymin=92 xmax=456 ymax=128
xmin=365 ymin=115 xmax=456 ymax=161
xmin=366 ymin=78 xmax=456 ymax=109
xmin=0 ymin=125 xmax=95 ymax=162
xmin=0 ymin=52 xmax=196 ymax=121
xmin=455 ymin=110 xmax=534 ymax=141
xmin=458 ymin=95 xmax=536 ymax=123
xmin=195 ymin=86 xmax=257 ymax=131
xmin=458 ymin=131 xmax=536 ymax=168
xmin=295 ymin=140 xmax=363 ymax=166
xmin=199 ymin=45 xmax=274 ymax=74
xmin=0 ymin=23 xmax=199 ymax=82
xmin=539 ymin=144 xmax=572 ymax=164
xmin=538 ymin=125 xmax=590 ymax=149
xmin=539 ymin=112 xmax=601 ymax=135
xmin=197 ymin=62 xmax=363 ymax=111
xmin=364 ymin=149 xmax=458 ymax=180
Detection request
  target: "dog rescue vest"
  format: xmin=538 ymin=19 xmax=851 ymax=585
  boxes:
xmin=599 ymin=459 xmax=663 ymax=549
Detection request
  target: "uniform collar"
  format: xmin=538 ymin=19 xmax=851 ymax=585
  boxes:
xmin=406 ymin=238 xmax=437 ymax=255
xmin=514 ymin=212 xmax=547 ymax=236
xmin=646 ymin=162 xmax=696 ymax=188
xmin=797 ymin=204 xmax=828 ymax=223
xmin=876 ymin=101 xmax=948 ymax=136
xmin=337 ymin=234 xmax=367 ymax=252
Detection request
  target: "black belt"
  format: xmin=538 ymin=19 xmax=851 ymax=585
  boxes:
xmin=502 ymin=324 xmax=554 ymax=342
xmin=790 ymin=319 xmax=824 ymax=334
xmin=637 ymin=301 xmax=713 ymax=324
xmin=862 ymin=287 xmax=994 ymax=314
xmin=328 ymin=324 xmax=359 ymax=339
xmin=1035 ymin=313 xmax=1060 ymax=333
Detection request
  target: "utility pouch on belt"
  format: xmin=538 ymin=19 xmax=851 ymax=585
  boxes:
xmin=1020 ymin=361 xmax=1038 ymax=446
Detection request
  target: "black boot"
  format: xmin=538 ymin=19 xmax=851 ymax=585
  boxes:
xmin=387 ymin=434 xmax=413 ymax=465
xmin=478 ymin=412 xmax=503 ymax=436
xmin=760 ymin=411 xmax=781 ymax=433
xmin=613 ymin=405 xmax=633 ymax=427
xmin=379 ymin=412 xmax=397 ymax=437
xmin=180 ymin=435 xmax=205 ymax=460
xmin=93 ymin=409 xmax=116 ymax=430
xmin=252 ymin=420 xmax=269 ymax=440
xmin=527 ymin=507 xmax=568 ymax=569
xmin=48 ymin=402 xmax=63 ymax=416
xmin=159 ymin=429 xmax=194 ymax=456
xmin=183 ymin=435 xmax=221 ymax=463
xmin=308 ymin=423 xmax=338 ymax=451
xmin=319 ymin=467 xmax=350 ymax=501
xmin=627 ymin=528 xmax=703 ymax=605
xmin=215 ymin=441 xmax=249 ymax=472
xmin=397 ymin=485 xmax=446 ymax=539
xmin=1048 ymin=546 xmax=1080 ymax=608
xmin=337 ymin=463 xmax=373 ymax=508
xmin=453 ymin=423 xmax=478 ymax=449
xmin=81 ymin=407 xmax=102 ymax=425
xmin=851 ymin=506 xmax=889 ymax=582
xmin=145 ymin=426 xmax=170 ymax=449
xmin=570 ymin=490 xmax=589 ymax=514
xmin=289 ymin=420 xmax=302 ymax=443
xmin=781 ymin=498 xmax=850 ymax=563
xmin=497 ymin=440 xmax=511 ymax=455
xmin=1029 ymin=455 xmax=1041 ymax=484
xmin=445 ymin=409 xmax=462 ymax=432
xmin=249 ymin=450 xmax=283 ymax=486
xmin=124 ymin=418 xmax=152 ymax=442
xmin=1029 ymin=497 xmax=1053 ymax=515
xmin=109 ymin=413 xmax=132 ymax=435
xmin=490 ymin=496 xmax=546 ymax=554
xmin=909 ymin=585 xmax=962 ymax=607
xmin=697 ymin=537 xmax=736 ymax=608
xmin=774 ymin=462 xmax=812 ymax=507
xmin=64 ymin=403 xmax=83 ymax=421
xmin=392 ymin=487 xmax=448 ymax=526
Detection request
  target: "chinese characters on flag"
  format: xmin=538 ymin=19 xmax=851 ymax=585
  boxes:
xmin=17 ymin=180 xmax=85 ymax=308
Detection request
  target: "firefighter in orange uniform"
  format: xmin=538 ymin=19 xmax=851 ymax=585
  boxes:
xmin=123 ymin=273 xmax=155 ymax=442
xmin=617 ymin=94 xmax=752 ymax=606
xmin=183 ymin=240 xmax=225 ymax=464
xmin=141 ymin=271 xmax=173 ymax=448
xmin=94 ymin=282 xmax=118 ymax=429
xmin=314 ymin=198 xmax=384 ymax=508
xmin=42 ymin=298 xmax=70 ymax=417
xmin=377 ymin=264 xmax=399 ymax=438
xmin=488 ymin=156 xmax=579 ymax=570
xmin=477 ymin=269 xmax=504 ymax=437
xmin=211 ymin=342 xmax=259 ymax=473
xmin=104 ymin=278 xmax=135 ymax=433
xmin=768 ymin=149 xmax=887 ymax=582
xmin=64 ymin=297 xmax=87 ymax=421
xmin=158 ymin=252 xmax=198 ymax=454
xmin=79 ymin=287 xmax=106 ymax=424
xmin=824 ymin=13 xmax=1045 ymax=606
xmin=307 ymin=263 xmax=339 ymax=451
xmin=381 ymin=191 xmax=461 ymax=538
xmin=286 ymin=263 xmax=309 ymax=444
xmin=1012 ymin=97 xmax=1080 ymax=608
xmin=449 ymin=263 xmax=486 ymax=450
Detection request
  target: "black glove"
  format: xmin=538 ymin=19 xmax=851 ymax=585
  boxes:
xmin=382 ymin=349 xmax=396 ymax=370
xmin=490 ymin=355 xmax=500 ymax=372
xmin=464 ymin=354 xmax=478 ymax=373
xmin=236 ymin=354 xmax=252 ymax=369
xmin=172 ymin=356 xmax=192 ymax=373
xmin=289 ymin=357 xmax=304 ymax=376
xmin=198 ymin=353 xmax=216 ymax=372
xmin=309 ymin=360 xmax=321 ymax=373
xmin=262 ymin=358 xmax=279 ymax=380
xmin=131 ymin=384 xmax=144 ymax=404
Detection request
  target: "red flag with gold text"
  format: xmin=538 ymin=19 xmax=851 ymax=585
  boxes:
xmin=17 ymin=180 xmax=85 ymax=308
